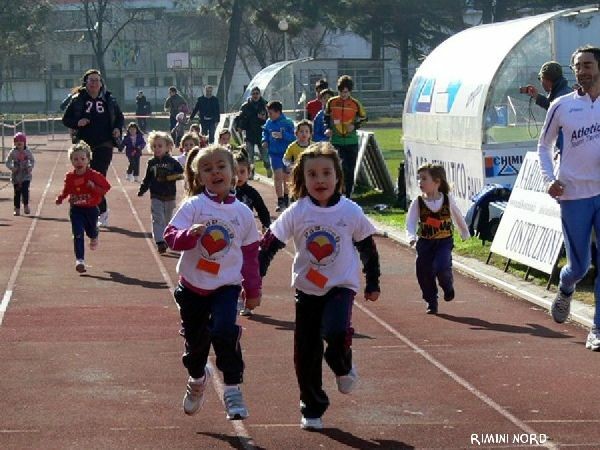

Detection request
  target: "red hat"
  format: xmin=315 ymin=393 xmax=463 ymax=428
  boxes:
xmin=13 ymin=132 xmax=26 ymax=144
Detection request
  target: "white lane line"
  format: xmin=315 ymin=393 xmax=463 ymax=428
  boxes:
xmin=113 ymin=166 xmax=256 ymax=450
xmin=1 ymin=150 xmax=63 ymax=326
xmin=281 ymin=245 xmax=557 ymax=449
xmin=355 ymin=302 xmax=557 ymax=450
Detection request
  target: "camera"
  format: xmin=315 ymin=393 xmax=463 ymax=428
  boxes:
xmin=519 ymin=86 xmax=529 ymax=94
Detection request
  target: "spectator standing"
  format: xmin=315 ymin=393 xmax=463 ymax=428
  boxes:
xmin=190 ymin=85 xmax=220 ymax=143
xmin=164 ymin=86 xmax=188 ymax=130
xmin=135 ymin=90 xmax=151 ymax=132
xmin=523 ymin=61 xmax=572 ymax=111
xmin=306 ymin=78 xmax=328 ymax=120
xmin=62 ymin=69 xmax=124 ymax=227
xmin=324 ymin=75 xmax=367 ymax=197
xmin=236 ymin=87 xmax=270 ymax=177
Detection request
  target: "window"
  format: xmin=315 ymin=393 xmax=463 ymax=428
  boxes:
xmin=134 ymin=77 xmax=145 ymax=87
xmin=69 ymin=55 xmax=94 ymax=72
xmin=192 ymin=74 xmax=203 ymax=85
xmin=149 ymin=77 xmax=158 ymax=87
xmin=163 ymin=76 xmax=173 ymax=86
xmin=53 ymin=79 xmax=63 ymax=89
xmin=207 ymin=75 xmax=218 ymax=86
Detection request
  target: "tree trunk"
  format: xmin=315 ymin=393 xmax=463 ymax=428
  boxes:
xmin=217 ymin=0 xmax=243 ymax=112
xmin=371 ymin=26 xmax=383 ymax=60
xmin=400 ymin=35 xmax=409 ymax=89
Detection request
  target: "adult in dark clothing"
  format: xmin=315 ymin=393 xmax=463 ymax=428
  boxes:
xmin=522 ymin=61 xmax=573 ymax=153
xmin=135 ymin=90 xmax=151 ymax=132
xmin=190 ymin=85 xmax=220 ymax=143
xmin=236 ymin=87 xmax=271 ymax=177
xmin=164 ymin=86 xmax=188 ymax=130
xmin=62 ymin=69 xmax=125 ymax=225
xmin=522 ymin=61 xmax=572 ymax=110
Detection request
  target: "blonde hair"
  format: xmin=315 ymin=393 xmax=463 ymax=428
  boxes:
xmin=146 ymin=130 xmax=174 ymax=154
xmin=290 ymin=142 xmax=344 ymax=199
xmin=417 ymin=162 xmax=450 ymax=194
xmin=185 ymin=144 xmax=237 ymax=197
xmin=68 ymin=141 xmax=91 ymax=162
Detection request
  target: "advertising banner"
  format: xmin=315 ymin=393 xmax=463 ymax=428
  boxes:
xmin=490 ymin=152 xmax=563 ymax=274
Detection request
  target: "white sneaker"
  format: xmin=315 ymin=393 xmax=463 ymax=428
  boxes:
xmin=75 ymin=259 xmax=86 ymax=273
xmin=336 ymin=365 xmax=358 ymax=394
xmin=97 ymin=210 xmax=109 ymax=227
xmin=586 ymin=328 xmax=600 ymax=351
xmin=301 ymin=416 xmax=323 ymax=430
xmin=126 ymin=173 xmax=133 ymax=182
xmin=134 ymin=176 xmax=139 ymax=182
xmin=223 ymin=387 xmax=249 ymax=420
xmin=183 ymin=367 xmax=212 ymax=415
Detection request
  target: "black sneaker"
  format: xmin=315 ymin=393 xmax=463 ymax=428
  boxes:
xmin=157 ymin=242 xmax=168 ymax=254
xmin=444 ymin=288 xmax=455 ymax=302
xmin=426 ymin=304 xmax=438 ymax=314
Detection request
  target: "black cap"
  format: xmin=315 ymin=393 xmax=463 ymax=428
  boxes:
xmin=539 ymin=61 xmax=563 ymax=82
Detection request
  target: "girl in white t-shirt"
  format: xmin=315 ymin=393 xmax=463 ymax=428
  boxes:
xmin=163 ymin=145 xmax=261 ymax=421
xmin=406 ymin=163 xmax=470 ymax=315
xmin=259 ymin=142 xmax=380 ymax=431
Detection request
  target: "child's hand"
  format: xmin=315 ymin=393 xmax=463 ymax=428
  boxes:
xmin=346 ymin=123 xmax=355 ymax=133
xmin=86 ymin=180 xmax=95 ymax=189
xmin=324 ymin=129 xmax=332 ymax=137
xmin=409 ymin=239 xmax=416 ymax=247
xmin=189 ymin=223 xmax=206 ymax=236
xmin=55 ymin=198 xmax=62 ymax=205
xmin=245 ymin=295 xmax=261 ymax=310
xmin=365 ymin=291 xmax=380 ymax=302
xmin=261 ymin=142 xmax=268 ymax=150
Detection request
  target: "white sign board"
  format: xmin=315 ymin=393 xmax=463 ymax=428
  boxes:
xmin=490 ymin=152 xmax=563 ymax=274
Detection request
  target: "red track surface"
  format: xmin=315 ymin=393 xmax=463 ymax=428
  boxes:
xmin=1 ymin=136 xmax=599 ymax=449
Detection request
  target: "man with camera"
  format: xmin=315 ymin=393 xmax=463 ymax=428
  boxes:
xmin=521 ymin=61 xmax=571 ymax=110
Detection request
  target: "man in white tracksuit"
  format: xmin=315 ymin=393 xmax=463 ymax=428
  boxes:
xmin=538 ymin=45 xmax=600 ymax=351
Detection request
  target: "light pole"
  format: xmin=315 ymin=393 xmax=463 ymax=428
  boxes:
xmin=278 ymin=18 xmax=289 ymax=61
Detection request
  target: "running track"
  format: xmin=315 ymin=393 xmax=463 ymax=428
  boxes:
xmin=1 ymin=136 xmax=599 ymax=449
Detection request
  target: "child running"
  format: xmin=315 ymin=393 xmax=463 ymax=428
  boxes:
xmin=121 ymin=122 xmax=146 ymax=182
xmin=176 ymin=132 xmax=200 ymax=169
xmin=163 ymin=144 xmax=261 ymax=420
xmin=6 ymin=132 xmax=35 ymax=216
xmin=233 ymin=149 xmax=272 ymax=316
xmin=138 ymin=131 xmax=184 ymax=254
xmin=406 ymin=163 xmax=470 ymax=314
xmin=56 ymin=142 xmax=111 ymax=273
xmin=259 ymin=142 xmax=380 ymax=430
xmin=283 ymin=119 xmax=312 ymax=171
xmin=261 ymin=101 xmax=295 ymax=212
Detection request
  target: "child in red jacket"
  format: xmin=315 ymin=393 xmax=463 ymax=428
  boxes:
xmin=56 ymin=142 xmax=111 ymax=273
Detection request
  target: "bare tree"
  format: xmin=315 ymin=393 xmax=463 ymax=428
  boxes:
xmin=78 ymin=0 xmax=140 ymax=77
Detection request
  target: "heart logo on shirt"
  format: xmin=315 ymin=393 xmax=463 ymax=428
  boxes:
xmin=201 ymin=230 xmax=227 ymax=255
xmin=307 ymin=239 xmax=334 ymax=262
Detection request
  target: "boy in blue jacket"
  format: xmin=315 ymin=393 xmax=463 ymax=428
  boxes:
xmin=261 ymin=101 xmax=295 ymax=211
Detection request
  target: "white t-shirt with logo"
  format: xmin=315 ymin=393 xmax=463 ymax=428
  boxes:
xmin=538 ymin=90 xmax=600 ymax=200
xmin=170 ymin=194 xmax=259 ymax=290
xmin=270 ymin=196 xmax=376 ymax=296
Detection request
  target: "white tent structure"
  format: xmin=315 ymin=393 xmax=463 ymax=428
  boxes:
xmin=403 ymin=5 xmax=600 ymax=213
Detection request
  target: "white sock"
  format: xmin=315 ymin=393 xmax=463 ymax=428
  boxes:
xmin=190 ymin=374 xmax=205 ymax=383
xmin=224 ymin=384 xmax=239 ymax=393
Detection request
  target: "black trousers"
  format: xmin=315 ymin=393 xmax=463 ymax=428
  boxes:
xmin=200 ymin=120 xmax=216 ymax=143
xmin=174 ymin=283 xmax=244 ymax=384
xmin=90 ymin=143 xmax=113 ymax=214
xmin=333 ymin=143 xmax=359 ymax=197
xmin=13 ymin=180 xmax=30 ymax=209
xmin=294 ymin=287 xmax=355 ymax=419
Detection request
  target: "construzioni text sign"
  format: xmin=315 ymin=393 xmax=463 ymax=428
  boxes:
xmin=490 ymin=152 xmax=563 ymax=274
